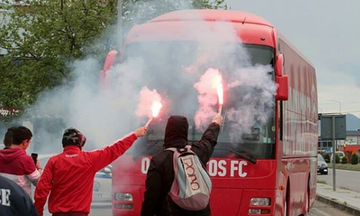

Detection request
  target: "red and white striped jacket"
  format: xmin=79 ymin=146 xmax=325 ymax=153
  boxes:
xmin=0 ymin=147 xmax=41 ymax=197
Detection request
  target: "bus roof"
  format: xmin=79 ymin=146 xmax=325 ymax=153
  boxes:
xmin=126 ymin=10 xmax=276 ymax=47
xmin=149 ymin=9 xmax=274 ymax=28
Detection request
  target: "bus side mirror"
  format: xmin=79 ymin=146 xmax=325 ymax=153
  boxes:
xmin=100 ymin=50 xmax=119 ymax=89
xmin=275 ymin=53 xmax=283 ymax=76
xmin=276 ymin=75 xmax=288 ymax=101
xmin=275 ymin=53 xmax=288 ymax=100
xmin=100 ymin=50 xmax=119 ymax=78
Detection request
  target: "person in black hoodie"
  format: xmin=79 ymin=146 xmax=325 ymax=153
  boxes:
xmin=141 ymin=115 xmax=223 ymax=216
xmin=0 ymin=175 xmax=39 ymax=216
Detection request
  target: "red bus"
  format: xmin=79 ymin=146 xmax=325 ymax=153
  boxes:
xmin=102 ymin=10 xmax=318 ymax=216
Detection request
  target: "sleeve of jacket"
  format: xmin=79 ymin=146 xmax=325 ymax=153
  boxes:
xmin=192 ymin=122 xmax=220 ymax=164
xmin=24 ymin=155 xmax=41 ymax=186
xmin=141 ymin=158 xmax=162 ymax=216
xmin=91 ymin=132 xmax=138 ymax=171
xmin=34 ymin=158 xmax=54 ymax=216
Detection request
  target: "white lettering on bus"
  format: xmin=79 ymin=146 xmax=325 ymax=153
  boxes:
xmin=218 ymin=160 xmax=227 ymax=177
xmin=141 ymin=157 xmax=150 ymax=174
xmin=140 ymin=158 xmax=248 ymax=177
xmin=230 ymin=160 xmax=248 ymax=177
xmin=208 ymin=160 xmax=226 ymax=177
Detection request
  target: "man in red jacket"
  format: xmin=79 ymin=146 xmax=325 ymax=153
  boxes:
xmin=34 ymin=126 xmax=147 ymax=216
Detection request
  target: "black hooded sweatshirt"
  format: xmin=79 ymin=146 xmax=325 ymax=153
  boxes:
xmin=141 ymin=115 xmax=220 ymax=216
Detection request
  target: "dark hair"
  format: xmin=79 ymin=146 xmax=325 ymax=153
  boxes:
xmin=62 ymin=128 xmax=86 ymax=149
xmin=12 ymin=126 xmax=33 ymax=145
xmin=3 ymin=127 xmax=16 ymax=148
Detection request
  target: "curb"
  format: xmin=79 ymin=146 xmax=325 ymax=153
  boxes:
xmin=316 ymin=194 xmax=360 ymax=216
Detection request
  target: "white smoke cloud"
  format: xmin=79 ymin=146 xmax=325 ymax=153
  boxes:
xmin=7 ymin=5 xmax=279 ymax=156
xmin=194 ymin=68 xmax=222 ymax=131
xmin=225 ymin=65 xmax=276 ymax=142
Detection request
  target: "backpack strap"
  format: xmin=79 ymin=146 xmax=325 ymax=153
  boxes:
xmin=165 ymin=145 xmax=192 ymax=154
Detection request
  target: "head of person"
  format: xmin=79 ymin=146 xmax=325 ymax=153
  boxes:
xmin=164 ymin=115 xmax=189 ymax=148
xmin=3 ymin=127 xmax=15 ymax=149
xmin=12 ymin=126 xmax=33 ymax=150
xmin=62 ymin=128 xmax=86 ymax=149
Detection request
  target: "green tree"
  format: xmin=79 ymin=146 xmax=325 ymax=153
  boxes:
xmin=0 ymin=0 xmax=118 ymax=109
xmin=0 ymin=0 xmax=226 ymax=110
xmin=323 ymin=153 xmax=330 ymax=163
xmin=335 ymin=154 xmax=340 ymax=164
xmin=351 ymin=153 xmax=359 ymax=165
xmin=341 ymin=156 xmax=348 ymax=164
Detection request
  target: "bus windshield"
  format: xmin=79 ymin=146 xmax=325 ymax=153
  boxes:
xmin=124 ymin=41 xmax=276 ymax=160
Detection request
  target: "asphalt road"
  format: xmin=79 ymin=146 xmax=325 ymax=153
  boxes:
xmin=317 ymin=168 xmax=360 ymax=192
xmin=85 ymin=200 xmax=353 ymax=216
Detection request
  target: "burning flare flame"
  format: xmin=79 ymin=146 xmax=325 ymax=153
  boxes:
xmin=145 ymin=100 xmax=163 ymax=127
xmin=213 ymin=74 xmax=224 ymax=114
xmin=151 ymin=101 xmax=162 ymax=118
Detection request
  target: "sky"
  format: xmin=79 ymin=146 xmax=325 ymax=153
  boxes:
xmin=227 ymin=0 xmax=360 ymax=117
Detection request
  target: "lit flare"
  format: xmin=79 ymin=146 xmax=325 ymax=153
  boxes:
xmin=145 ymin=101 xmax=163 ymax=127
xmin=213 ymin=75 xmax=224 ymax=114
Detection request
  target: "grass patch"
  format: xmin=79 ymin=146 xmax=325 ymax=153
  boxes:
xmin=327 ymin=163 xmax=360 ymax=171
xmin=339 ymin=186 xmax=350 ymax=190
xmin=317 ymin=180 xmax=327 ymax=184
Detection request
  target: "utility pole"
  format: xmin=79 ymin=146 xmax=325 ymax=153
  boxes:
xmin=332 ymin=115 xmax=336 ymax=191
xmin=117 ymin=0 xmax=123 ymax=50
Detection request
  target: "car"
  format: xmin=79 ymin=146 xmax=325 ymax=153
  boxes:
xmin=37 ymin=154 xmax=112 ymax=202
xmin=317 ymin=154 xmax=328 ymax=175
xmin=330 ymin=151 xmax=345 ymax=163
xmin=93 ymin=165 xmax=112 ymax=202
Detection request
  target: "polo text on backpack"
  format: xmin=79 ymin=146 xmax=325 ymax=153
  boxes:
xmin=166 ymin=145 xmax=212 ymax=211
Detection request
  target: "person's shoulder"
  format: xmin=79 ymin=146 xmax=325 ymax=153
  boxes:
xmin=0 ymin=175 xmax=24 ymax=192
xmin=19 ymin=153 xmax=35 ymax=165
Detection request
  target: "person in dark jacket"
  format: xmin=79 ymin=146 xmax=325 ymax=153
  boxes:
xmin=141 ymin=115 xmax=223 ymax=216
xmin=0 ymin=175 xmax=39 ymax=216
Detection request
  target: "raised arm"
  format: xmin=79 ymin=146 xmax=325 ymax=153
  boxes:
xmin=192 ymin=115 xmax=223 ymax=164
xmin=91 ymin=127 xmax=147 ymax=171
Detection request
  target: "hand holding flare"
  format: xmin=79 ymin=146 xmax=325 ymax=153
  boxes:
xmin=145 ymin=101 xmax=162 ymax=127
